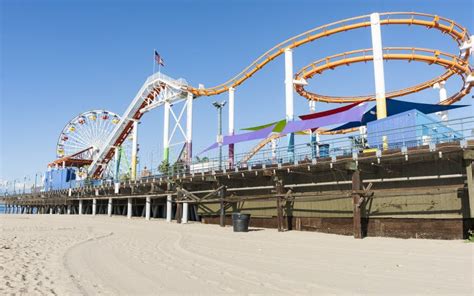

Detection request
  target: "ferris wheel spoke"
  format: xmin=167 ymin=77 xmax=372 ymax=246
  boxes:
xmin=56 ymin=110 xmax=122 ymax=168
xmin=67 ymin=131 xmax=90 ymax=150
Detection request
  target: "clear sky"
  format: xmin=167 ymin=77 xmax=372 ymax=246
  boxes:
xmin=1 ymin=0 xmax=473 ymax=185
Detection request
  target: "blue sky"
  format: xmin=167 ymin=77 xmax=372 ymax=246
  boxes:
xmin=1 ymin=0 xmax=473 ymax=184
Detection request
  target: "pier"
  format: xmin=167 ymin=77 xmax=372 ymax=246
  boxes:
xmin=3 ymin=140 xmax=474 ymax=239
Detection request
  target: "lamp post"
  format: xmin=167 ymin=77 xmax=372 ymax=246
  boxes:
xmin=34 ymin=173 xmax=38 ymax=193
xmin=213 ymin=101 xmax=227 ymax=171
xmin=23 ymin=176 xmax=27 ymax=194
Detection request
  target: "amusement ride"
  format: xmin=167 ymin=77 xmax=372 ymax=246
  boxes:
xmin=44 ymin=12 xmax=473 ymax=191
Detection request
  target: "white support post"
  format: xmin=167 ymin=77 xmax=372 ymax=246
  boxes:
xmin=370 ymin=12 xmax=388 ymax=149
xmin=309 ymin=100 xmax=317 ymax=159
xmin=145 ymin=196 xmax=151 ymax=220
xmin=166 ymin=194 xmax=172 ymax=222
xmin=78 ymin=199 xmax=83 ymax=215
xmin=228 ymin=87 xmax=235 ymax=167
xmin=370 ymin=12 xmax=387 ymax=120
xmin=163 ymin=101 xmax=171 ymax=164
xmin=107 ymin=197 xmax=112 ymax=217
xmin=49 ymin=207 xmax=53 ymax=215
xmin=433 ymin=81 xmax=448 ymax=122
xmin=186 ymin=92 xmax=193 ymax=165
xmin=67 ymin=205 xmax=71 ymax=215
xmin=92 ymin=198 xmax=97 ymax=216
xmin=271 ymin=138 xmax=277 ymax=163
xmin=131 ymin=121 xmax=139 ymax=181
xmin=284 ymin=48 xmax=295 ymax=161
xmin=127 ymin=198 xmax=132 ymax=219
xmin=114 ymin=146 xmax=120 ymax=193
xmin=182 ymin=201 xmax=188 ymax=224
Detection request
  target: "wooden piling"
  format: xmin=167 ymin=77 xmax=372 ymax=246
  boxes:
xmin=176 ymin=189 xmax=183 ymax=224
xmin=352 ymin=170 xmax=363 ymax=239
xmin=275 ymin=179 xmax=284 ymax=232
xmin=219 ymin=186 xmax=226 ymax=227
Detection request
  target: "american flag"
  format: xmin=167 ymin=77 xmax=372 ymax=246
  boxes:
xmin=154 ymin=50 xmax=165 ymax=67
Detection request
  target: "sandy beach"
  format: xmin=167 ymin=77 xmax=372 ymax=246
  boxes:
xmin=0 ymin=215 xmax=472 ymax=295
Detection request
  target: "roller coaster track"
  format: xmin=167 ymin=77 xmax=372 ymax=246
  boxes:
xmin=88 ymin=74 xmax=188 ymax=178
xmin=187 ymin=12 xmax=471 ymax=97
xmin=294 ymin=47 xmax=472 ymax=104
xmin=87 ymin=12 xmax=472 ymax=178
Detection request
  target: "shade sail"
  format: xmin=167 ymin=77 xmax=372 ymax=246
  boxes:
xmin=199 ymin=142 xmax=219 ymax=155
xmin=329 ymin=99 xmax=468 ymax=132
xmin=198 ymin=124 xmax=275 ymax=155
xmin=299 ymin=101 xmax=362 ymax=120
xmin=242 ymin=102 xmax=364 ymax=132
xmin=223 ymin=124 xmax=275 ymax=145
xmin=241 ymin=119 xmax=287 ymax=132
xmin=281 ymin=103 xmax=367 ymax=134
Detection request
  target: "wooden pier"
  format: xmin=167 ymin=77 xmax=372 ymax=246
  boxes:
xmin=3 ymin=142 xmax=474 ymax=239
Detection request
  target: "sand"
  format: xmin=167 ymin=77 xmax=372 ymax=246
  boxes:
xmin=0 ymin=215 xmax=472 ymax=295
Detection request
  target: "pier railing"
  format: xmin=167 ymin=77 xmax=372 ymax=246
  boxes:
xmin=2 ymin=116 xmax=474 ymax=196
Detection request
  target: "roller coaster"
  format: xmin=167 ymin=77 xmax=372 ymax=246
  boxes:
xmin=49 ymin=12 xmax=473 ymax=183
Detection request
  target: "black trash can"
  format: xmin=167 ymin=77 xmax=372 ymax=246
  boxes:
xmin=232 ymin=213 xmax=251 ymax=232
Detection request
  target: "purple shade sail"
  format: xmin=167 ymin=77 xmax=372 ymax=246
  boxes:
xmin=282 ymin=104 xmax=367 ymax=134
xmin=199 ymin=142 xmax=219 ymax=155
xmin=198 ymin=124 xmax=275 ymax=155
xmin=223 ymin=124 xmax=275 ymax=145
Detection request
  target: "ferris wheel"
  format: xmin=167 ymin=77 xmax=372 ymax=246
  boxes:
xmin=56 ymin=110 xmax=132 ymax=178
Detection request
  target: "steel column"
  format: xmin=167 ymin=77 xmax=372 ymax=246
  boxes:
xmin=131 ymin=121 xmax=139 ymax=180
xmin=433 ymin=81 xmax=448 ymax=122
xmin=228 ymin=87 xmax=235 ymax=167
xmin=284 ymin=48 xmax=295 ymax=161
xmin=163 ymin=100 xmax=170 ymax=164
xmin=186 ymin=92 xmax=193 ymax=165
xmin=370 ymin=12 xmax=387 ymax=120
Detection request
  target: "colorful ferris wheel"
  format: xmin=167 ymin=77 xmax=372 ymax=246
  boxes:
xmin=55 ymin=110 xmax=132 ymax=178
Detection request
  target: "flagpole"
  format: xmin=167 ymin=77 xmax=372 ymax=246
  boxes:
xmin=153 ymin=49 xmax=156 ymax=74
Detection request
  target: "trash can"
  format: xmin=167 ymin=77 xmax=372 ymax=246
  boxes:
xmin=232 ymin=213 xmax=251 ymax=232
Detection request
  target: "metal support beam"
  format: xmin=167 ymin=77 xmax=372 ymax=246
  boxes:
xmin=163 ymin=101 xmax=171 ymax=164
xmin=186 ymin=92 xmax=193 ymax=165
xmin=79 ymin=199 xmax=83 ymax=215
xmin=228 ymin=87 xmax=235 ymax=167
xmin=433 ymin=81 xmax=448 ymax=122
xmin=370 ymin=12 xmax=387 ymax=120
xmin=309 ymin=100 xmax=318 ymax=159
xmin=114 ymin=146 xmax=120 ymax=193
xmin=131 ymin=120 xmax=139 ymax=180
xmin=284 ymin=48 xmax=295 ymax=162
